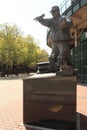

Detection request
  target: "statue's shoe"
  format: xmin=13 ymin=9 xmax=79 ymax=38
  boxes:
xmin=56 ymin=65 xmax=74 ymax=76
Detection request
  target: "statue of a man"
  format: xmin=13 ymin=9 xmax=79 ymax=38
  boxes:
xmin=34 ymin=6 xmax=74 ymax=75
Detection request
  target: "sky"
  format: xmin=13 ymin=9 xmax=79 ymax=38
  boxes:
xmin=0 ymin=0 xmax=64 ymax=53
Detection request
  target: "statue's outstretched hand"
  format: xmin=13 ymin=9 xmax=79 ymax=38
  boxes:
xmin=33 ymin=14 xmax=45 ymax=21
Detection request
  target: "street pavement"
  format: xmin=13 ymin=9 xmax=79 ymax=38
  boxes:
xmin=0 ymin=76 xmax=87 ymax=130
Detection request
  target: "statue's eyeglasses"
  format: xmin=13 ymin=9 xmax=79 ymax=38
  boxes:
xmin=50 ymin=10 xmax=58 ymax=13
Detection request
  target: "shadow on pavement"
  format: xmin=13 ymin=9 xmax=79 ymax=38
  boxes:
xmin=80 ymin=113 xmax=87 ymax=130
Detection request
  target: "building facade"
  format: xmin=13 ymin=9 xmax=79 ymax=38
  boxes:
xmin=60 ymin=0 xmax=87 ymax=84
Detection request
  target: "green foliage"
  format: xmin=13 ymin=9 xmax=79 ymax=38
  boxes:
xmin=0 ymin=23 xmax=49 ymax=67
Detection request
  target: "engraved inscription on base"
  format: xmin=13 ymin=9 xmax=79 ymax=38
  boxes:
xmin=25 ymin=93 xmax=76 ymax=106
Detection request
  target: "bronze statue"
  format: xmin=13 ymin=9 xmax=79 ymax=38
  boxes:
xmin=34 ymin=6 xmax=74 ymax=75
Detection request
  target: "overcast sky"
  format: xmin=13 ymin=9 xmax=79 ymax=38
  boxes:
xmin=0 ymin=0 xmax=65 ymax=53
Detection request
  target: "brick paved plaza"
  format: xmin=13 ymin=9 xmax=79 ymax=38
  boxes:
xmin=0 ymin=76 xmax=87 ymax=130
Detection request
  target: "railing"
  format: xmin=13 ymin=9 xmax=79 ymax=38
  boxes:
xmin=60 ymin=0 xmax=72 ymax=14
xmin=60 ymin=0 xmax=87 ymax=16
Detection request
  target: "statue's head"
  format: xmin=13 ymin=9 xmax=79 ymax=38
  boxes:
xmin=50 ymin=6 xmax=60 ymax=18
xmin=50 ymin=6 xmax=59 ymax=12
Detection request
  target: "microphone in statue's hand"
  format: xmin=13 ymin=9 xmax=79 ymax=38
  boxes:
xmin=33 ymin=14 xmax=45 ymax=20
xmin=40 ymin=14 xmax=45 ymax=18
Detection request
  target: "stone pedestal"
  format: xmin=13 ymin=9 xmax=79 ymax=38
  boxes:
xmin=23 ymin=73 xmax=77 ymax=128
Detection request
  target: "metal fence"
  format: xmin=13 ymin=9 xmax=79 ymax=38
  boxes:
xmin=72 ymin=32 xmax=87 ymax=84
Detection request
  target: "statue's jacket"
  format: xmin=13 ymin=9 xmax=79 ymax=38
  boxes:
xmin=38 ymin=16 xmax=73 ymax=42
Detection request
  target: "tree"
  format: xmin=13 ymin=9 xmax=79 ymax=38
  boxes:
xmin=0 ymin=23 xmax=20 ymax=67
xmin=0 ymin=23 xmax=49 ymax=72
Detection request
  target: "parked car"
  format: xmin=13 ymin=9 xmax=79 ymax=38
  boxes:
xmin=36 ymin=61 xmax=49 ymax=74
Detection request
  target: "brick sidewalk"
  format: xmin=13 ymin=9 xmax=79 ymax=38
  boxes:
xmin=0 ymin=80 xmax=26 ymax=130
xmin=77 ymin=84 xmax=87 ymax=130
xmin=0 ymin=79 xmax=87 ymax=130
